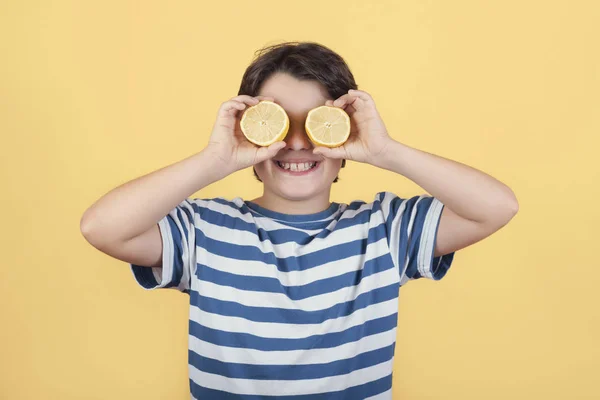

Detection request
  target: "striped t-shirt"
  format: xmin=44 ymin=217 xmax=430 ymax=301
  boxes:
xmin=130 ymin=192 xmax=455 ymax=399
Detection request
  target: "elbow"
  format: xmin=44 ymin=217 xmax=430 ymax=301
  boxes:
xmin=510 ymin=197 xmax=519 ymax=217
xmin=80 ymin=208 xmax=104 ymax=249
xmin=80 ymin=209 xmax=92 ymax=239
xmin=500 ymin=189 xmax=519 ymax=225
xmin=485 ymin=188 xmax=519 ymax=228
xmin=507 ymin=189 xmax=519 ymax=217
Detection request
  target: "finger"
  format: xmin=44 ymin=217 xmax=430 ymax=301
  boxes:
xmin=347 ymin=89 xmax=373 ymax=103
xmin=334 ymin=89 xmax=376 ymax=109
xmin=333 ymin=93 xmax=365 ymax=112
xmin=255 ymin=141 xmax=286 ymax=163
xmin=231 ymin=95 xmax=261 ymax=106
xmin=345 ymin=104 xmax=358 ymax=115
xmin=312 ymin=146 xmax=346 ymax=159
xmin=325 ymin=98 xmax=356 ymax=117
xmin=256 ymin=95 xmax=276 ymax=102
xmin=332 ymin=93 xmax=352 ymax=108
xmin=220 ymin=100 xmax=248 ymax=116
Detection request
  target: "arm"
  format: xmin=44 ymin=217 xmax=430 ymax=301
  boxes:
xmin=80 ymin=149 xmax=230 ymax=267
xmin=80 ymin=95 xmax=285 ymax=268
xmin=314 ymin=89 xmax=519 ymax=259
xmin=377 ymin=140 xmax=519 ymax=257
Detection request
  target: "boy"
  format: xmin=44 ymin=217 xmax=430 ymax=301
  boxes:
xmin=81 ymin=41 xmax=518 ymax=399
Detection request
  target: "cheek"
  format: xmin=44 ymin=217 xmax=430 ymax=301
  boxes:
xmin=323 ymin=159 xmax=343 ymax=178
xmin=254 ymin=160 xmax=271 ymax=179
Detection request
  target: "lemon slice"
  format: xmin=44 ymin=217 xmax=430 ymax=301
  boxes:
xmin=305 ymin=106 xmax=351 ymax=148
xmin=240 ymin=100 xmax=289 ymax=146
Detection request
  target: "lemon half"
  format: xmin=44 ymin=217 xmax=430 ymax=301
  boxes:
xmin=240 ymin=100 xmax=289 ymax=146
xmin=305 ymin=105 xmax=351 ymax=148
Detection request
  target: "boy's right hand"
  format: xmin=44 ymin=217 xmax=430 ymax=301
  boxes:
xmin=206 ymin=95 xmax=287 ymax=173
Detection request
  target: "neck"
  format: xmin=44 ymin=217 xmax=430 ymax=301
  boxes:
xmin=251 ymin=188 xmax=332 ymax=215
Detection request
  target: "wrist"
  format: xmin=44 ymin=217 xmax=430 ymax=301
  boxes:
xmin=375 ymin=139 xmax=412 ymax=172
xmin=198 ymin=147 xmax=236 ymax=179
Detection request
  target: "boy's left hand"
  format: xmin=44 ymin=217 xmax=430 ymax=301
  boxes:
xmin=313 ymin=89 xmax=393 ymax=166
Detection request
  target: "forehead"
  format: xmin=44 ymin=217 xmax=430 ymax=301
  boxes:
xmin=257 ymin=72 xmax=331 ymax=118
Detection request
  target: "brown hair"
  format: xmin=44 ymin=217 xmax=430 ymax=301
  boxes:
xmin=238 ymin=41 xmax=356 ymax=182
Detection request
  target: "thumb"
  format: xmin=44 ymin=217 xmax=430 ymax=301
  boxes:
xmin=254 ymin=141 xmax=286 ymax=164
xmin=313 ymin=146 xmax=346 ymax=159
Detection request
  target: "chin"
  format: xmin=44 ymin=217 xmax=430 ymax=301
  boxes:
xmin=273 ymin=182 xmax=323 ymax=201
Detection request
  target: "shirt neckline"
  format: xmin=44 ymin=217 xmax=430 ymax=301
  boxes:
xmin=244 ymin=200 xmax=341 ymax=223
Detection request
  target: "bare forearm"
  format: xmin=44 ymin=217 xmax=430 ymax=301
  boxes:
xmin=379 ymin=140 xmax=518 ymax=224
xmin=80 ymin=148 xmax=229 ymax=246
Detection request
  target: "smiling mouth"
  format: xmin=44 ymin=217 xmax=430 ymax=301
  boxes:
xmin=273 ymin=160 xmax=320 ymax=173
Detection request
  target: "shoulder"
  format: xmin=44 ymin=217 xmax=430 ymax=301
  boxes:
xmin=339 ymin=192 xmax=436 ymax=222
xmin=340 ymin=192 xmax=396 ymax=213
xmin=180 ymin=197 xmax=263 ymax=238
xmin=183 ymin=197 xmax=255 ymax=221
xmin=336 ymin=192 xmax=394 ymax=221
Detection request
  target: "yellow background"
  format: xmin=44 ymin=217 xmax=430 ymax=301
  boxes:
xmin=2 ymin=0 xmax=599 ymax=398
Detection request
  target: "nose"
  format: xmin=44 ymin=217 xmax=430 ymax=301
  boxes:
xmin=284 ymin=125 xmax=313 ymax=151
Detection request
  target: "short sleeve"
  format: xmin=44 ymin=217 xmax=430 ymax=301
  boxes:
xmin=129 ymin=199 xmax=198 ymax=293
xmin=378 ymin=192 xmax=455 ymax=285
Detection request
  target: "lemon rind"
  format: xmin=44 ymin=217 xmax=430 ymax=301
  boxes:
xmin=240 ymin=101 xmax=290 ymax=147
xmin=305 ymin=105 xmax=351 ymax=148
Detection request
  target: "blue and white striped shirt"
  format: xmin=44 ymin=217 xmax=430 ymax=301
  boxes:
xmin=131 ymin=192 xmax=454 ymax=399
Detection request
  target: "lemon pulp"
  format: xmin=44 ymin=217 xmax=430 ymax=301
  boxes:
xmin=240 ymin=101 xmax=289 ymax=146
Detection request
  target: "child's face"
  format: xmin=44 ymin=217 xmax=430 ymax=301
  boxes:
xmin=254 ymin=72 xmax=343 ymax=202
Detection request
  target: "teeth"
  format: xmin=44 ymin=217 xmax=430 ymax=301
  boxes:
xmin=276 ymin=161 xmax=317 ymax=171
